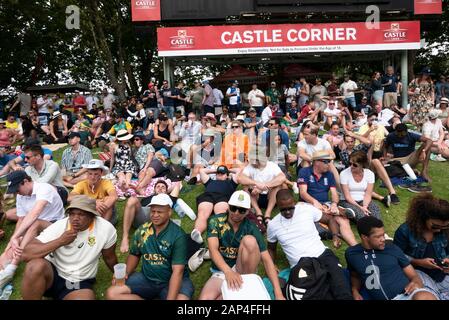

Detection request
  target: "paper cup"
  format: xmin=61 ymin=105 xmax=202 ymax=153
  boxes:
xmin=114 ymin=263 xmax=127 ymax=285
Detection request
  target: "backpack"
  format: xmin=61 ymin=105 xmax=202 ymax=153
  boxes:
xmin=385 ymin=160 xmax=407 ymax=178
xmin=166 ymin=163 xmax=187 ymax=181
xmin=285 ymin=257 xmax=333 ymax=300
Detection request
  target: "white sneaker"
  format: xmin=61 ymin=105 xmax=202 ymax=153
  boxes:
xmin=188 ymin=248 xmax=208 ymax=272
xmin=292 ymin=183 xmax=299 ymax=194
xmin=435 ymin=154 xmax=447 ymax=162
xmin=0 ymin=270 xmax=13 ymax=290
xmin=190 ymin=229 xmax=203 ymax=244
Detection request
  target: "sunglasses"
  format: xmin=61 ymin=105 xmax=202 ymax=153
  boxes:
xmin=280 ymin=207 xmax=295 ymax=215
xmin=231 ymin=126 xmax=240 ymax=129
xmin=24 ymin=155 xmax=35 ymax=160
xmin=350 ymin=162 xmax=360 ymax=168
xmin=268 ymin=123 xmax=276 ymax=126
xmin=318 ymin=159 xmax=331 ymax=164
xmin=229 ymin=205 xmax=247 ymax=214
xmin=430 ymin=223 xmax=449 ymax=230
xmin=134 ymin=138 xmax=142 ymax=141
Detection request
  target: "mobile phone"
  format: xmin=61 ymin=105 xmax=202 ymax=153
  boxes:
xmin=435 ymin=259 xmax=449 ymax=268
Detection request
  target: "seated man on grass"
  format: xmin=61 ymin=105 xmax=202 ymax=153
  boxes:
xmin=120 ymin=179 xmax=183 ymax=253
xmin=68 ymin=159 xmax=118 ymax=223
xmin=298 ymin=150 xmax=358 ymax=248
xmin=267 ymin=189 xmax=353 ymax=300
xmin=21 ymin=195 xmax=118 ymax=300
xmin=198 ymin=190 xmax=285 ymax=300
xmin=0 ymin=171 xmax=65 ymax=289
xmin=106 ymin=194 xmax=194 ymax=300
xmin=237 ymin=147 xmax=287 ymax=227
xmin=345 ymin=216 xmax=437 ymax=300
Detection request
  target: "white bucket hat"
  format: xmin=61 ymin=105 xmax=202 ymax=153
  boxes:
xmin=82 ymin=159 xmax=109 ymax=175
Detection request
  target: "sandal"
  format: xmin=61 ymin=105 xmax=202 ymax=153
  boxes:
xmin=263 ymin=217 xmax=272 ymax=226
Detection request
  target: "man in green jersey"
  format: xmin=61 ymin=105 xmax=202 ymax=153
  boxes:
xmin=198 ymin=190 xmax=285 ymax=300
xmin=265 ymin=81 xmax=281 ymax=106
xmin=106 ymin=194 xmax=194 ymax=300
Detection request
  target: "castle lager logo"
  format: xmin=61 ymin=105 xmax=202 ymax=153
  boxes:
xmin=135 ymin=0 xmax=157 ymax=9
xmin=383 ymin=23 xmax=408 ymax=42
xmin=170 ymin=30 xmax=195 ymax=48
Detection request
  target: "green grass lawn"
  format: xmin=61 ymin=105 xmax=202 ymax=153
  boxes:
xmin=1 ymin=145 xmax=449 ymax=300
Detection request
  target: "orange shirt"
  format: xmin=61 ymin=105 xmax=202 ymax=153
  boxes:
xmin=218 ymin=133 xmax=249 ymax=169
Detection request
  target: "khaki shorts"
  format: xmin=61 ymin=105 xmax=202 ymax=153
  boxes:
xmin=392 ymin=150 xmax=419 ymax=168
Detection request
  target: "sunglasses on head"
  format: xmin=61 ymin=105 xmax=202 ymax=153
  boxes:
xmin=229 ymin=205 xmax=247 ymax=214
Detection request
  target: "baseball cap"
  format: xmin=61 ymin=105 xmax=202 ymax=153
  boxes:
xmin=149 ymin=193 xmax=173 ymax=208
xmin=65 ymin=195 xmax=100 ymax=217
xmin=6 ymin=170 xmax=29 ymax=194
xmin=395 ymin=123 xmax=408 ymax=132
xmin=248 ymin=107 xmax=256 ymax=113
xmin=216 ymin=165 xmax=229 ymax=174
xmin=68 ymin=132 xmax=81 ymax=139
xmin=228 ymin=191 xmax=251 ymax=209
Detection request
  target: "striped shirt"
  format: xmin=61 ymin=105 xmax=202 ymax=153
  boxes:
xmin=61 ymin=145 xmax=92 ymax=173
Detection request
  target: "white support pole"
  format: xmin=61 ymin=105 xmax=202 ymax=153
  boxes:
xmin=163 ymin=57 xmax=173 ymax=87
xmin=401 ymin=50 xmax=408 ymax=109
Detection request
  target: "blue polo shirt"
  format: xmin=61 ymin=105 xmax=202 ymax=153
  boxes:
xmin=297 ymin=166 xmax=336 ymax=203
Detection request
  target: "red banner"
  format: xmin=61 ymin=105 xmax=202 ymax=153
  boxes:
xmin=131 ymin=0 xmax=161 ymax=21
xmin=157 ymin=21 xmax=421 ymax=57
xmin=414 ymin=0 xmax=443 ymax=14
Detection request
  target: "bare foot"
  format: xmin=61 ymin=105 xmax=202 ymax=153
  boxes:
xmin=120 ymin=238 xmax=129 ymax=253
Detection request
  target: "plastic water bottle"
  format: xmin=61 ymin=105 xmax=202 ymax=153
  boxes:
xmin=173 ymin=202 xmax=185 ymax=218
xmin=0 ymin=284 xmax=13 ymax=300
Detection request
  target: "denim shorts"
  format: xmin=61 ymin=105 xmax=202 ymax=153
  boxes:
xmin=126 ymin=272 xmax=194 ymax=300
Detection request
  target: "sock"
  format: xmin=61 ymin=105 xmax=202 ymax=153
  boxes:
xmin=3 ymin=264 xmax=17 ymax=276
xmin=191 ymin=229 xmax=203 ymax=244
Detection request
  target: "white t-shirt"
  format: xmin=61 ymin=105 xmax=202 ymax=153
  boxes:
xmin=248 ymin=89 xmax=265 ymax=107
xmin=86 ymin=96 xmax=99 ymax=111
xmin=340 ymin=167 xmax=375 ymax=202
xmin=297 ymin=138 xmax=332 ymax=163
xmin=422 ymin=119 xmax=443 ymax=142
xmin=340 ymin=80 xmax=358 ymax=98
xmin=16 ymin=182 xmax=65 ymax=221
xmin=37 ymin=216 xmax=117 ymax=282
xmin=267 ymin=202 xmax=326 ymax=268
xmin=261 ymin=106 xmax=273 ymax=125
xmin=284 ymin=87 xmax=297 ymax=104
xmin=243 ymin=161 xmax=282 ymax=194
xmin=226 ymin=87 xmax=240 ymax=105
xmin=103 ymin=94 xmax=115 ymax=110
xmin=36 ymin=97 xmax=52 ymax=114
xmin=323 ymin=106 xmax=341 ymax=122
